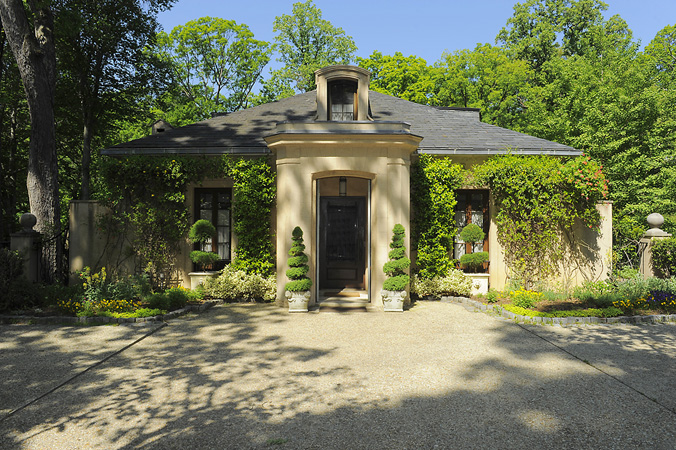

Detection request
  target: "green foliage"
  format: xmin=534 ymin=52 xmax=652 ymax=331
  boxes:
xmin=227 ymin=157 xmax=276 ymax=276
xmin=459 ymin=223 xmax=485 ymax=244
xmin=652 ymin=237 xmax=676 ymax=278
xmin=164 ymin=287 xmax=190 ymax=310
xmin=0 ymin=248 xmax=23 ymax=291
xmin=411 ymin=155 xmax=464 ymax=279
xmin=508 ymin=289 xmax=543 ymax=309
xmin=189 ymin=250 xmax=220 ymax=266
xmin=98 ymin=156 xmax=222 ymax=287
xmin=203 ymin=265 xmax=276 ymax=302
xmin=485 ymin=289 xmax=499 ymax=303
xmin=411 ymin=269 xmax=473 ymax=298
xmin=573 ymin=280 xmax=620 ymax=308
xmin=382 ymin=224 xmax=410 ymax=291
xmin=475 ymin=154 xmax=607 ymax=288
xmin=155 ymin=17 xmax=271 ymax=116
xmin=285 ymin=226 xmax=312 ymax=292
xmin=503 ymin=304 xmax=625 ymax=318
xmin=188 ymin=220 xmax=216 ymax=244
xmin=383 ymin=275 xmax=410 ymax=292
xmin=459 ymin=251 xmax=489 ymax=272
xmin=358 ymin=51 xmax=435 ymax=104
xmin=266 ymin=0 xmax=357 ymax=97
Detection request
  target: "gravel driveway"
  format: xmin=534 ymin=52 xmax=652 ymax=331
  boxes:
xmin=1 ymin=301 xmax=676 ymax=449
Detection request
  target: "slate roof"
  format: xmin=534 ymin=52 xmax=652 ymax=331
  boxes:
xmin=103 ymin=90 xmax=579 ymax=156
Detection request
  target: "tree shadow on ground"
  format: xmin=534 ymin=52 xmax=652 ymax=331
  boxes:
xmin=1 ymin=302 xmax=675 ymax=449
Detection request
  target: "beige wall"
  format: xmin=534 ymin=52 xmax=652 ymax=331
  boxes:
xmin=69 ymin=200 xmax=136 ymax=282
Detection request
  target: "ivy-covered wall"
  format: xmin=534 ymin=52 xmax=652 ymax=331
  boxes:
xmin=76 ymin=155 xmax=276 ymax=289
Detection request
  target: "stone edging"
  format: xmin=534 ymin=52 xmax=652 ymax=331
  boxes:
xmin=440 ymin=296 xmax=676 ymax=326
xmin=0 ymin=300 xmax=223 ymax=325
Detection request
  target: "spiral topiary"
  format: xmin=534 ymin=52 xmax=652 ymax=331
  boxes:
xmin=383 ymin=224 xmax=411 ymax=291
xmin=285 ymin=226 xmax=312 ymax=292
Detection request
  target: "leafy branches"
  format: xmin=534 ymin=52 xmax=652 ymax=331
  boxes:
xmin=411 ymin=155 xmax=464 ymax=279
xmin=227 ymin=157 xmax=276 ymax=276
xmin=475 ymin=154 xmax=607 ymax=288
xmin=156 ymin=17 xmax=271 ymax=118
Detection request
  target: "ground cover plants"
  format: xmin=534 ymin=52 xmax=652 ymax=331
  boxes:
xmin=474 ymin=273 xmax=676 ymax=318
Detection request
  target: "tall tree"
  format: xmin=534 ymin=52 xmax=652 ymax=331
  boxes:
xmin=55 ymin=0 xmax=174 ymax=200
xmin=155 ymin=16 xmax=271 ymax=119
xmin=264 ymin=0 xmax=356 ymax=98
xmin=357 ymin=51 xmax=435 ymax=105
xmin=0 ymin=22 xmax=30 ymax=243
xmin=0 ymin=0 xmax=61 ymax=281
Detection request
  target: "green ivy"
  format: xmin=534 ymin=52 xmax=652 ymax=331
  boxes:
xmin=652 ymin=237 xmax=676 ymax=278
xmin=475 ymin=154 xmax=608 ymax=289
xmin=227 ymin=157 xmax=276 ymax=276
xmin=98 ymin=156 xmax=222 ymax=287
xmin=98 ymin=155 xmax=276 ymax=286
xmin=411 ymin=155 xmax=464 ymax=279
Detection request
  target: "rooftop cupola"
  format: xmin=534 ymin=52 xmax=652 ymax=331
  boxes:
xmin=315 ymin=65 xmax=371 ymax=121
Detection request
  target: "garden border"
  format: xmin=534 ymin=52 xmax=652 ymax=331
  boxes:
xmin=0 ymin=300 xmax=224 ymax=325
xmin=441 ymin=296 xmax=676 ymax=326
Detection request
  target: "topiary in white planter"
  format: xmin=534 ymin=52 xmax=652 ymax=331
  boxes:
xmin=381 ymin=224 xmax=410 ymax=312
xmin=285 ymin=226 xmax=312 ymax=312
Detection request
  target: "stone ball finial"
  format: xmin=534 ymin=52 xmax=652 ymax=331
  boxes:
xmin=647 ymin=213 xmax=665 ymax=229
xmin=644 ymin=213 xmax=670 ymax=238
xmin=20 ymin=213 xmax=37 ymax=232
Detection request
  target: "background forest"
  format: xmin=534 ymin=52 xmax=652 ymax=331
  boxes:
xmin=0 ymin=0 xmax=674 ymax=275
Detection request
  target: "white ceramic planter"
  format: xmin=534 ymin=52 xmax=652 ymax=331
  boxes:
xmin=381 ymin=289 xmax=406 ymax=312
xmin=188 ymin=271 xmax=219 ymax=290
xmin=467 ymin=273 xmax=490 ymax=295
xmin=286 ymin=290 xmax=311 ymax=312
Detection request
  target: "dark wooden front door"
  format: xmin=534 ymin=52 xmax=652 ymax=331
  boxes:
xmin=319 ymin=197 xmax=366 ymax=289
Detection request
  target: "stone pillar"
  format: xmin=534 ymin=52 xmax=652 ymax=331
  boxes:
xmin=639 ymin=213 xmax=672 ymax=279
xmin=10 ymin=213 xmax=41 ymax=282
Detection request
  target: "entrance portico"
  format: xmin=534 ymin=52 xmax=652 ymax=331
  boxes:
xmin=266 ymin=120 xmax=421 ymax=307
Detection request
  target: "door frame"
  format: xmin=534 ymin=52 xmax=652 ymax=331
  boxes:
xmin=315 ymin=175 xmax=372 ymax=301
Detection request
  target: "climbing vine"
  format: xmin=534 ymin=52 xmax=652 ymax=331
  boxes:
xmin=411 ymin=154 xmax=464 ymax=279
xmin=98 ymin=155 xmax=276 ymax=286
xmin=98 ymin=156 xmax=222 ymax=287
xmin=227 ymin=157 xmax=276 ymax=276
xmin=475 ymin=154 xmax=608 ymax=288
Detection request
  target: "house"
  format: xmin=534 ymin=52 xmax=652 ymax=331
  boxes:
xmin=69 ymin=65 xmax=612 ymax=307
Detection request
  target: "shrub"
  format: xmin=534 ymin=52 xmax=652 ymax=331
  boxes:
xmin=573 ymin=280 xmax=620 ymax=308
xmin=383 ymin=224 xmax=411 ymax=291
xmin=188 ymin=220 xmax=220 ymax=267
xmin=486 ymin=289 xmax=498 ymax=303
xmin=285 ymin=226 xmax=312 ymax=292
xmin=164 ymin=287 xmax=190 ymax=309
xmin=459 ymin=251 xmax=489 ymax=272
xmin=652 ymin=237 xmax=676 ymax=278
xmin=0 ymin=248 xmax=23 ymax=290
xmin=147 ymin=292 xmax=171 ymax=310
xmin=412 ymin=269 xmax=472 ymax=298
xmin=509 ymin=289 xmax=543 ymax=309
xmin=203 ymin=265 xmax=276 ymax=302
xmin=189 ymin=250 xmax=220 ymax=266
xmin=411 ymin=275 xmax=439 ymax=298
xmin=459 ymin=223 xmax=485 ymax=245
xmin=189 ymin=219 xmax=216 ymax=244
xmin=436 ymin=269 xmax=473 ymax=296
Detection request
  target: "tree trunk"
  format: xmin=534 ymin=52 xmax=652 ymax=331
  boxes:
xmin=0 ymin=0 xmax=62 ymax=282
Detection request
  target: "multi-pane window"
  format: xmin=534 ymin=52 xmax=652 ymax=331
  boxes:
xmin=454 ymin=190 xmax=489 ymax=259
xmin=195 ymin=188 xmax=231 ymax=266
xmin=329 ymin=80 xmax=357 ymax=121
